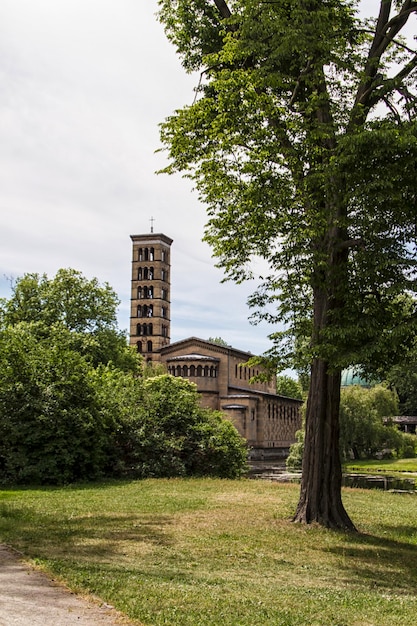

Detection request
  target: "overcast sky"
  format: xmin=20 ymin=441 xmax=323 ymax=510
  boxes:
xmin=0 ymin=0 xmax=275 ymax=354
xmin=0 ymin=1 xmax=413 ymax=356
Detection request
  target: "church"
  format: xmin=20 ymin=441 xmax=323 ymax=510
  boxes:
xmin=129 ymin=231 xmax=302 ymax=460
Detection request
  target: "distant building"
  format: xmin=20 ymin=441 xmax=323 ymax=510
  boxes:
xmin=386 ymin=416 xmax=417 ymax=434
xmin=129 ymin=231 xmax=302 ymax=460
xmin=341 ymin=368 xmax=372 ymax=388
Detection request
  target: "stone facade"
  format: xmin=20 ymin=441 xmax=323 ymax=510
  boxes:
xmin=161 ymin=337 xmax=302 ymax=459
xmin=129 ymin=232 xmax=302 ymax=459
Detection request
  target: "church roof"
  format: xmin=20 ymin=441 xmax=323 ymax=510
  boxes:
xmin=165 ymin=353 xmax=220 ymax=362
xmin=160 ymin=336 xmax=253 ymax=359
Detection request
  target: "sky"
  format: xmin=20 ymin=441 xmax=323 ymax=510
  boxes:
xmin=0 ymin=0 xmax=273 ymax=355
xmin=0 ymin=1 xmax=413 ymax=356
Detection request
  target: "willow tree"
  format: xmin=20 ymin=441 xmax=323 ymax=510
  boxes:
xmin=157 ymin=0 xmax=417 ymax=529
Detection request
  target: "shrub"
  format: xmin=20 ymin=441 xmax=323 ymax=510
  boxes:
xmin=126 ymin=375 xmax=248 ymax=478
xmin=0 ymin=325 xmax=108 ymax=484
xmin=286 ymin=429 xmax=304 ymax=470
xmin=0 ymin=332 xmax=248 ymax=484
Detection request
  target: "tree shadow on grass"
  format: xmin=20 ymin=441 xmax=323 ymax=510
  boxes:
xmin=325 ymin=527 xmax=417 ymax=594
xmin=0 ymin=501 xmax=174 ymax=562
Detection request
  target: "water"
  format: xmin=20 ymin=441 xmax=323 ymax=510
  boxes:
xmin=249 ymin=463 xmax=417 ymax=491
xmin=342 ymin=473 xmax=416 ymax=492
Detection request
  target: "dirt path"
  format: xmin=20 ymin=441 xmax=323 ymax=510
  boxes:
xmin=0 ymin=545 xmax=133 ymax=625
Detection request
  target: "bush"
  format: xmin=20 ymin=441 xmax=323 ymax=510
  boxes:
xmin=0 ymin=325 xmax=248 ymax=484
xmin=396 ymin=433 xmax=417 ymax=459
xmin=0 ymin=325 xmax=109 ymax=484
xmin=286 ymin=429 xmax=304 ymax=470
xmin=122 ymin=375 xmax=248 ymax=479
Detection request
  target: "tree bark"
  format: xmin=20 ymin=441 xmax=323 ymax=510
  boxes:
xmin=293 ymin=356 xmax=356 ymax=530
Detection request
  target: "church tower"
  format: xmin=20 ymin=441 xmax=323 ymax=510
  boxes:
xmin=129 ymin=230 xmax=173 ymax=362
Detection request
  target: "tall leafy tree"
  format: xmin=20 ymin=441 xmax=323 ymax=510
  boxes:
xmin=158 ymin=0 xmax=417 ymax=529
xmin=339 ymin=384 xmax=401 ymax=460
xmin=0 ymin=269 xmax=139 ymax=372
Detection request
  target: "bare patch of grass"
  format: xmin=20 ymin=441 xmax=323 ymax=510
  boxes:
xmin=1 ymin=479 xmax=417 ymax=625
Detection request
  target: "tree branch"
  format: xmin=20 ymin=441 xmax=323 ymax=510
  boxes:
xmin=349 ymin=0 xmax=417 ymax=129
xmin=213 ymin=0 xmax=232 ymax=20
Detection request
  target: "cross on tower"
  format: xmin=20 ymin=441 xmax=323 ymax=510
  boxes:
xmin=150 ymin=216 xmax=155 ymax=233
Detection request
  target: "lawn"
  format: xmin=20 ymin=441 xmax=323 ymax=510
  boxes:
xmin=344 ymin=458 xmax=417 ymax=476
xmin=1 ymin=478 xmax=417 ymax=626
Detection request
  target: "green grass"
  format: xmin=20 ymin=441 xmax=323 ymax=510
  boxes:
xmin=1 ymin=478 xmax=417 ymax=625
xmin=344 ymin=458 xmax=417 ymax=476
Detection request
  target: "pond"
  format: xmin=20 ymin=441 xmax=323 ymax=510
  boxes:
xmin=342 ymin=473 xmax=416 ymax=492
xmin=249 ymin=464 xmax=417 ymax=491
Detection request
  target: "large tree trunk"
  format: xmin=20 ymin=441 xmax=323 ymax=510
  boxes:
xmin=293 ymin=357 xmax=356 ymax=530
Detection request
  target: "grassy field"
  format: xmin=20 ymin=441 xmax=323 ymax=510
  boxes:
xmin=1 ymin=478 xmax=417 ymax=626
xmin=344 ymin=458 xmax=417 ymax=476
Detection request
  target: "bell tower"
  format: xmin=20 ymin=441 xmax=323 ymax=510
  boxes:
xmin=129 ymin=230 xmax=173 ymax=361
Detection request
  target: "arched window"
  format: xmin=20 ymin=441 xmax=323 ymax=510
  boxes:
xmin=144 ymin=267 xmax=149 ymax=280
xmin=147 ymin=340 xmax=153 ymax=352
xmin=148 ymin=324 xmax=153 ymax=335
xmin=161 ymin=269 xmax=167 ymax=282
xmin=144 ymin=248 xmax=149 ymax=261
xmin=190 ymin=365 xmax=196 ymax=376
xmin=138 ymin=248 xmax=143 ymax=261
xmin=162 ymin=324 xmax=167 ymax=337
xmin=147 ymin=286 xmax=154 ymax=298
xmin=150 ymin=247 xmax=154 ymax=261
xmin=137 ymin=286 xmax=142 ymax=299
xmin=149 ymin=267 xmax=154 ymax=279
xmin=162 ymin=307 xmax=167 ymax=318
xmin=136 ymin=341 xmax=142 ymax=353
xmin=197 ymin=365 xmax=202 ymax=377
xmin=204 ymin=366 xmax=209 ymax=377
xmin=136 ymin=323 xmax=141 ymax=336
xmin=161 ymin=288 xmax=167 ymax=300
xmin=161 ymin=250 xmax=166 ymax=262
xmin=137 ymin=305 xmax=142 ymax=317
xmin=137 ymin=268 xmax=142 ymax=280
xmin=148 ymin=304 xmax=153 ymax=317
xmin=182 ymin=365 xmax=188 ymax=377
xmin=176 ymin=365 xmax=182 ymax=376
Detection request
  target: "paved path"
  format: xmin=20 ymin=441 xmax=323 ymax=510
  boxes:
xmin=0 ymin=545 xmax=132 ymax=625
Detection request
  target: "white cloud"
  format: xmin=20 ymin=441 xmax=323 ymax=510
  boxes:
xmin=0 ymin=0 xmax=276 ymax=355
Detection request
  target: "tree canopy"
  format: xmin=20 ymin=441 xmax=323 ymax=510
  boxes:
xmin=339 ymin=384 xmax=402 ymax=460
xmin=0 ymin=269 xmax=139 ymax=372
xmin=1 ymin=269 xmax=118 ymax=331
xmin=276 ymin=375 xmax=304 ymax=400
xmin=158 ymin=0 xmax=417 ymax=529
